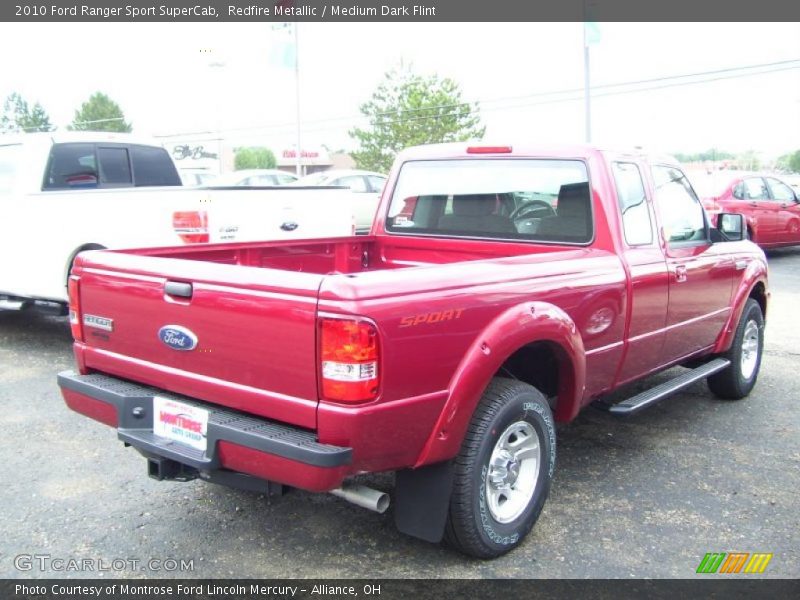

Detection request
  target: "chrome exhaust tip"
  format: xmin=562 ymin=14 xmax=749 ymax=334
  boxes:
xmin=330 ymin=484 xmax=390 ymax=514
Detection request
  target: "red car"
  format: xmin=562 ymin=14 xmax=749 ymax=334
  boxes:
xmin=699 ymin=172 xmax=800 ymax=248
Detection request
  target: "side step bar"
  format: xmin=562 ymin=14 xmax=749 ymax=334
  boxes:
xmin=598 ymin=358 xmax=731 ymax=416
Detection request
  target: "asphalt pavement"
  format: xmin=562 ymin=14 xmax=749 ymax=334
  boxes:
xmin=1 ymin=247 xmax=798 ymax=579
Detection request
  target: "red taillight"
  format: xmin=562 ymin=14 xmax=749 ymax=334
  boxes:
xmin=466 ymin=146 xmax=512 ymax=154
xmin=319 ymin=317 xmax=380 ymax=403
xmin=67 ymin=275 xmax=82 ymax=341
xmin=173 ymin=211 xmax=209 ymax=244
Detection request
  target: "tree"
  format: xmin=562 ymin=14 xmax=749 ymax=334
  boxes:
xmin=234 ymin=147 xmax=277 ymax=170
xmin=69 ymin=92 xmax=132 ymax=132
xmin=0 ymin=92 xmax=52 ymax=133
xmin=673 ymin=148 xmax=735 ymax=163
xmin=737 ymin=150 xmax=760 ymax=171
xmin=776 ymin=150 xmax=800 ymax=173
xmin=349 ymin=67 xmax=485 ymax=173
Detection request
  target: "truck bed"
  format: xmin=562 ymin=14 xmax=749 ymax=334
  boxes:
xmin=104 ymin=235 xmax=573 ymax=275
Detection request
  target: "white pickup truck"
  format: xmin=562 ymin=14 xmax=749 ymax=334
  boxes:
xmin=0 ymin=132 xmax=354 ymax=307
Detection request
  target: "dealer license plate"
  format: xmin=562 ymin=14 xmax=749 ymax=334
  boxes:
xmin=153 ymin=397 xmax=209 ymax=453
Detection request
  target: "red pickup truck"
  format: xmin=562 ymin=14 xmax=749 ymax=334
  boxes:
xmin=58 ymin=143 xmax=768 ymax=558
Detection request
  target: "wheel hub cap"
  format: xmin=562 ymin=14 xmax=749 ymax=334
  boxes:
xmin=485 ymin=421 xmax=541 ymax=523
xmin=740 ymin=319 xmax=760 ymax=380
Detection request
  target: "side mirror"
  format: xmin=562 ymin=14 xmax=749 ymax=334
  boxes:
xmin=715 ymin=213 xmax=745 ymax=242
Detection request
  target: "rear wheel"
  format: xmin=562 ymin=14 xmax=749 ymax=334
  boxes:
xmin=707 ymin=298 xmax=764 ymax=399
xmin=444 ymin=378 xmax=556 ymax=558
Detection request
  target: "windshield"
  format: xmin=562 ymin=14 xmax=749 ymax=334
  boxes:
xmin=385 ymin=158 xmax=592 ymax=243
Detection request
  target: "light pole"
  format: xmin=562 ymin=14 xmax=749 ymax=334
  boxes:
xmin=208 ymin=57 xmax=226 ymax=174
xmin=294 ymin=23 xmax=302 ymax=177
xmin=583 ymin=24 xmax=591 ymax=144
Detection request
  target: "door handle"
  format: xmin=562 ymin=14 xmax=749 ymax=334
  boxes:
xmin=165 ymin=281 xmax=193 ymax=298
xmin=674 ymin=264 xmax=688 ymax=283
xmin=280 ymin=221 xmax=299 ymax=231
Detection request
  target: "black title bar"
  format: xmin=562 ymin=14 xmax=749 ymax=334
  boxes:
xmin=4 ymin=0 xmax=800 ymax=22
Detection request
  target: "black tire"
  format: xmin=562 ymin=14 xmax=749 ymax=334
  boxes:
xmin=707 ymin=298 xmax=764 ymax=400
xmin=444 ymin=378 xmax=556 ymax=558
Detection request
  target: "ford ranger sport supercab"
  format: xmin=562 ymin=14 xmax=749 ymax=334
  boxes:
xmin=58 ymin=143 xmax=768 ymax=558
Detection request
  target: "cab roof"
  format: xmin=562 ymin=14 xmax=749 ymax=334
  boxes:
xmin=394 ymin=141 xmax=680 ymax=167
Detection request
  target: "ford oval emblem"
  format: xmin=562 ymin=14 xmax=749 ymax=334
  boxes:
xmin=158 ymin=325 xmax=198 ymax=351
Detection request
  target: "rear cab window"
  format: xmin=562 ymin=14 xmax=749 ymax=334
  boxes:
xmin=385 ymin=159 xmax=593 ymax=244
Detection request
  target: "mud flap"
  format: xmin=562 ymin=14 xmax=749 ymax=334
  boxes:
xmin=394 ymin=460 xmax=454 ymax=543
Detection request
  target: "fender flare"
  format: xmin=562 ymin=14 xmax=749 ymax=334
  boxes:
xmin=714 ymin=261 xmax=769 ymax=354
xmin=414 ymin=301 xmax=585 ymax=468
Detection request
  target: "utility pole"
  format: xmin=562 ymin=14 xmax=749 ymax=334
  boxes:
xmin=583 ymin=26 xmax=591 ymax=144
xmin=294 ymin=23 xmax=302 ymax=177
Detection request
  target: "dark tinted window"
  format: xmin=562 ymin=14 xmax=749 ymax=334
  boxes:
xmin=97 ymin=146 xmax=132 ymax=185
xmin=130 ymin=145 xmax=180 ymax=186
xmin=44 ymin=143 xmax=98 ymax=189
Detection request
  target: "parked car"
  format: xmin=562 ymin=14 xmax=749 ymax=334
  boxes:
xmin=696 ymin=171 xmax=800 ymax=247
xmin=0 ymin=133 xmax=353 ymax=307
xmin=180 ymin=170 xmax=217 ymax=186
xmin=782 ymin=174 xmax=800 ymax=196
xmin=59 ymin=143 xmax=767 ymax=558
xmin=293 ymin=169 xmax=387 ymax=231
xmin=211 ymin=169 xmax=298 ymax=186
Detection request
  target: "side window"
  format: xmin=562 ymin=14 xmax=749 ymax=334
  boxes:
xmin=97 ymin=146 xmax=132 ymax=186
xmin=43 ymin=143 xmax=98 ymax=189
xmin=130 ymin=145 xmax=181 ymax=187
xmin=732 ymin=182 xmax=745 ymax=200
xmin=652 ymin=165 xmax=707 ymax=244
xmin=612 ymin=162 xmax=652 ymax=245
xmin=766 ymin=178 xmax=795 ymax=202
xmin=367 ymin=175 xmax=386 ymax=193
xmin=743 ymin=178 xmax=768 ymax=200
xmin=335 ymin=175 xmax=368 ymax=192
xmin=0 ymin=144 xmax=22 ymax=194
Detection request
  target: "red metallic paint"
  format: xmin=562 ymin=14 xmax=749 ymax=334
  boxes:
xmin=62 ymin=143 xmax=770 ymax=492
xmin=415 ymin=301 xmax=586 ymax=467
xmin=701 ymin=174 xmax=800 ymax=248
xmin=62 ymin=389 xmax=118 ymax=427
xmin=216 ymin=441 xmax=349 ymax=492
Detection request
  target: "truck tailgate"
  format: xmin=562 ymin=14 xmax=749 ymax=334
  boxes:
xmin=73 ymin=251 xmax=323 ymax=429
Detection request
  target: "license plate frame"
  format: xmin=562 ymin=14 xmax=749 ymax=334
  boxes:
xmin=152 ymin=396 xmax=209 ymax=453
